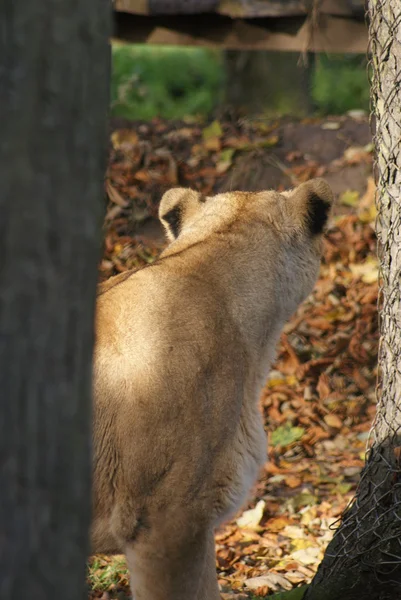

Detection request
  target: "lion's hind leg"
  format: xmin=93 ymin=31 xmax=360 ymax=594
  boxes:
xmin=125 ymin=517 xmax=220 ymax=600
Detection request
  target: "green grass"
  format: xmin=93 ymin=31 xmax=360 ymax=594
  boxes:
xmin=111 ymin=44 xmax=224 ymax=120
xmin=111 ymin=45 xmax=370 ymax=121
xmin=312 ymin=53 xmax=370 ymax=115
xmin=87 ymin=555 xmax=129 ymax=593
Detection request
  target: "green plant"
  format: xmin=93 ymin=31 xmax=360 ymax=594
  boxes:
xmin=312 ymin=53 xmax=370 ymax=114
xmin=87 ymin=555 xmax=129 ymax=592
xmin=111 ymin=46 xmax=370 ymax=120
xmin=111 ymin=44 xmax=224 ymax=120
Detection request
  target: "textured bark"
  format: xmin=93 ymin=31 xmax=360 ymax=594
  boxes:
xmin=0 ymin=2 xmax=110 ymax=599
xmin=305 ymin=2 xmax=401 ymax=599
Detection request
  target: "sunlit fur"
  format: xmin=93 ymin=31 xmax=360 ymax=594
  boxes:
xmin=92 ymin=179 xmax=333 ymax=600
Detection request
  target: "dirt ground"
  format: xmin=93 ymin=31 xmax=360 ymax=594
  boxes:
xmin=89 ymin=113 xmax=377 ymax=599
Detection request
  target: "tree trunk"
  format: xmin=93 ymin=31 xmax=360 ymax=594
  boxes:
xmin=223 ymin=50 xmax=314 ymax=117
xmin=305 ymin=2 xmax=401 ymax=599
xmin=0 ymin=2 xmax=110 ymax=599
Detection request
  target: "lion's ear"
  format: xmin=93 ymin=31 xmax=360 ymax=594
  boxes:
xmin=159 ymin=188 xmax=204 ymax=242
xmin=286 ymin=178 xmax=334 ymax=235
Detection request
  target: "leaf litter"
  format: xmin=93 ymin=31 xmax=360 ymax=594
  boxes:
xmin=90 ymin=114 xmax=377 ymax=599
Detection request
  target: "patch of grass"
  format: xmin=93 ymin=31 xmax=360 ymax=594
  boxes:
xmin=87 ymin=554 xmax=129 ymax=593
xmin=312 ymin=53 xmax=370 ymax=115
xmin=251 ymin=585 xmax=308 ymax=599
xmin=111 ymin=43 xmax=224 ymax=120
xmin=111 ymin=46 xmax=369 ymax=120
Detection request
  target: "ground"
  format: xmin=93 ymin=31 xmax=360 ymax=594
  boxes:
xmin=89 ymin=112 xmax=377 ymax=599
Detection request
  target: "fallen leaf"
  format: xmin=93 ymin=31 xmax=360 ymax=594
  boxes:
xmin=339 ymin=189 xmax=360 ymax=207
xmin=290 ymin=546 xmax=321 ymax=565
xmin=165 ymin=127 xmax=194 ymax=140
xmin=288 ymin=493 xmax=318 ymax=511
xmin=106 ymin=181 xmax=129 ymax=208
xmin=283 ymin=525 xmax=307 ymax=540
xmin=334 ymin=482 xmax=353 ymax=494
xmin=266 ymin=517 xmax=293 ymax=533
xmin=267 ymin=371 xmax=298 ymax=388
xmin=300 ymin=506 xmax=318 ymax=526
xmin=236 ymin=500 xmax=265 ymax=530
xmin=245 ymin=573 xmax=292 ymax=592
xmin=271 ymin=424 xmax=305 ymax=447
xmin=204 ymin=137 xmax=221 ymax=152
xmin=285 ymin=475 xmax=303 ymax=489
xmin=317 ymin=373 xmax=331 ymax=400
xmin=324 ymin=414 xmax=343 ymax=430
xmin=321 ymin=121 xmax=340 ymax=130
xmin=216 ymin=148 xmax=235 ymax=174
xmin=347 ymin=109 xmax=367 ymax=119
xmin=358 ymin=177 xmax=377 ymax=223
xmin=203 ymin=120 xmax=223 ymax=150
xmin=254 ymin=135 xmax=279 ymax=148
xmin=202 ymin=120 xmax=223 ymax=141
xmin=349 ymin=257 xmax=379 ymax=283
xmin=110 ymin=129 xmax=139 ymax=150
xmin=224 ymin=135 xmax=278 ymax=151
xmin=133 ymin=170 xmax=151 ymax=183
xmin=343 ymin=146 xmax=371 ymax=163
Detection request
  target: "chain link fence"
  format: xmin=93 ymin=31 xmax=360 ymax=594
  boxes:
xmin=305 ymin=2 xmax=401 ymax=597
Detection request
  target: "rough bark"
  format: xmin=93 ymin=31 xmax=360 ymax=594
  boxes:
xmin=0 ymin=2 xmax=110 ymax=599
xmin=223 ymin=50 xmax=314 ymax=117
xmin=305 ymin=2 xmax=401 ymax=599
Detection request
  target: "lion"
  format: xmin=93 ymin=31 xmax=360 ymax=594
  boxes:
xmin=92 ymin=179 xmax=333 ymax=599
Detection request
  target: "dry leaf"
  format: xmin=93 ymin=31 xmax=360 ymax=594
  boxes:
xmin=266 ymin=517 xmax=292 ymax=533
xmin=324 ymin=414 xmax=343 ymax=430
xmin=283 ymin=525 xmax=307 ymax=540
xmin=339 ymin=189 xmax=359 ymax=207
xmin=317 ymin=373 xmax=331 ymax=401
xmin=285 ymin=475 xmax=303 ymax=489
xmin=321 ymin=121 xmax=340 ymax=130
xmin=111 ymin=129 xmax=139 ymax=150
xmin=236 ymin=500 xmax=265 ymax=530
xmin=106 ymin=181 xmax=128 ymax=208
xmin=245 ymin=573 xmax=292 ymax=592
xmin=349 ymin=258 xmax=379 ymax=284
xmin=290 ymin=547 xmax=321 ymax=565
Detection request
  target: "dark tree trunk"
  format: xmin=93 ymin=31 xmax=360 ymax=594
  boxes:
xmin=223 ymin=50 xmax=314 ymax=117
xmin=305 ymin=1 xmax=401 ymax=598
xmin=0 ymin=2 xmax=110 ymax=599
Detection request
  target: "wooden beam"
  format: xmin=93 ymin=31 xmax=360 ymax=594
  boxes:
xmin=113 ymin=13 xmax=368 ymax=53
xmin=114 ymin=0 xmax=364 ymax=18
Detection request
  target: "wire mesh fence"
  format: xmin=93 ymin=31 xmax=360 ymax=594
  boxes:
xmin=305 ymin=2 xmax=401 ymax=595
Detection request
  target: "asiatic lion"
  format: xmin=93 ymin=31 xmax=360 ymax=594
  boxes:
xmin=92 ymin=179 xmax=333 ymax=599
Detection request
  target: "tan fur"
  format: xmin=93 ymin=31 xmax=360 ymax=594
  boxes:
xmin=92 ymin=179 xmax=334 ymax=599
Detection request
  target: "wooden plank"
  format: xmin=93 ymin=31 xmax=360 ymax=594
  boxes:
xmin=319 ymin=0 xmax=364 ymax=16
xmin=147 ymin=0 xmax=218 ymax=14
xmin=218 ymin=0 xmax=307 ymax=18
xmin=113 ymin=13 xmax=368 ymax=53
xmin=114 ymin=0 xmax=363 ymax=17
xmin=115 ymin=0 xmax=148 ymax=14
